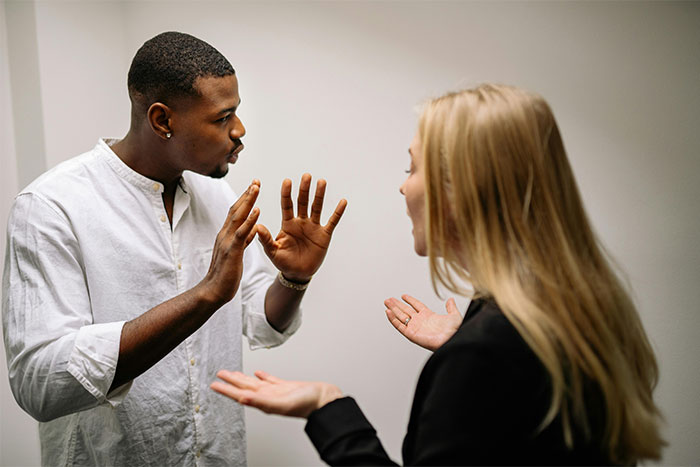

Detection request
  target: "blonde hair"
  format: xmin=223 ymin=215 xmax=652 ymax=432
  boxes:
xmin=421 ymin=84 xmax=664 ymax=463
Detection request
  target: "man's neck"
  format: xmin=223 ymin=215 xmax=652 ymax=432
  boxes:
xmin=111 ymin=131 xmax=182 ymax=190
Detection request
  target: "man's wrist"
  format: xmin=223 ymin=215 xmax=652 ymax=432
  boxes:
xmin=193 ymin=281 xmax=227 ymax=310
xmin=277 ymin=271 xmax=311 ymax=291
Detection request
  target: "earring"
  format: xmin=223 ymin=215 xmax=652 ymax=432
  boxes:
xmin=166 ymin=132 xmax=172 ymax=139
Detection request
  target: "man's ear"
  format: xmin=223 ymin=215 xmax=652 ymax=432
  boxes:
xmin=147 ymin=102 xmax=172 ymax=140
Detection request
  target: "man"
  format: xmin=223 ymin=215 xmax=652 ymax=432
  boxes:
xmin=2 ymin=31 xmax=346 ymax=466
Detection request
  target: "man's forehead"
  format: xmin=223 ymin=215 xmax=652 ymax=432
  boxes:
xmin=191 ymin=74 xmax=240 ymax=110
xmin=194 ymin=73 xmax=237 ymax=89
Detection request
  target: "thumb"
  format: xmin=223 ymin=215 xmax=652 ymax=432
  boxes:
xmin=445 ymin=298 xmax=460 ymax=315
xmin=255 ymin=224 xmax=277 ymax=258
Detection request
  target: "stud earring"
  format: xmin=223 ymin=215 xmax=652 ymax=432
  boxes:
xmin=166 ymin=132 xmax=172 ymax=139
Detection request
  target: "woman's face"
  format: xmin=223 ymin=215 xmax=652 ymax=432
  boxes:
xmin=400 ymin=132 xmax=427 ymax=256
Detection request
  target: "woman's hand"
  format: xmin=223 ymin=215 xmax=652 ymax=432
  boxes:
xmin=211 ymin=370 xmax=343 ymax=419
xmin=385 ymin=295 xmax=463 ymax=351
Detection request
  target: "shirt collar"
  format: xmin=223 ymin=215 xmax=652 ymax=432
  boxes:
xmin=97 ymin=138 xmax=166 ymax=194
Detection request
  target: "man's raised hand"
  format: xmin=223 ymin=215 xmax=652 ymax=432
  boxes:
xmin=199 ymin=180 xmax=261 ymax=306
xmin=256 ymin=173 xmax=347 ymax=282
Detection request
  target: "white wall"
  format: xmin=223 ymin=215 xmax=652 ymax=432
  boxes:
xmin=1 ymin=1 xmax=41 ymax=465
xmin=2 ymin=1 xmax=699 ymax=465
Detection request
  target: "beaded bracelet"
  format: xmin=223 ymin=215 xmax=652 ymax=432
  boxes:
xmin=277 ymin=271 xmax=311 ymax=291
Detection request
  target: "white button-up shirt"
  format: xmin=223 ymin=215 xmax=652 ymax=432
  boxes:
xmin=2 ymin=139 xmax=301 ymax=466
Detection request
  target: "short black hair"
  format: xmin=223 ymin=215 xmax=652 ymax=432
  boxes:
xmin=127 ymin=31 xmax=234 ymax=107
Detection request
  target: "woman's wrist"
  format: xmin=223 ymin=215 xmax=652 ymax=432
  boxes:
xmin=314 ymin=383 xmax=343 ymax=413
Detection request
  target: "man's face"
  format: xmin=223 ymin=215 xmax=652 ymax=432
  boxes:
xmin=169 ymin=74 xmax=245 ymax=179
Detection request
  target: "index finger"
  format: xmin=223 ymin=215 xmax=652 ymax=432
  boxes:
xmin=216 ymin=370 xmax=261 ymax=390
xmin=254 ymin=370 xmax=284 ymax=384
xmin=224 ymin=183 xmax=259 ymax=232
xmin=227 ymin=180 xmax=259 ymax=215
xmin=323 ymin=198 xmax=347 ymax=234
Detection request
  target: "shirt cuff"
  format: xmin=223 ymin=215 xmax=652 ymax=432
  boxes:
xmin=244 ymin=279 xmax=303 ymax=350
xmin=66 ymin=321 xmax=130 ymax=406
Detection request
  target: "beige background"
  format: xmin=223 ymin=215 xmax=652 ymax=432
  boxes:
xmin=1 ymin=1 xmax=699 ymax=465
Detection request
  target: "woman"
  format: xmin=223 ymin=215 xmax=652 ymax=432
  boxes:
xmin=211 ymin=85 xmax=665 ymax=465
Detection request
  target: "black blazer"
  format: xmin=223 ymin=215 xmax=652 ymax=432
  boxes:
xmin=304 ymin=298 xmax=609 ymax=465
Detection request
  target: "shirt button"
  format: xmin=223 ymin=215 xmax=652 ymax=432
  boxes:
xmin=196 ymin=450 xmax=201 ymax=458
xmin=159 ymin=215 xmax=166 ymax=222
xmin=178 ymin=262 xmax=182 ymax=270
xmin=195 ymin=404 xmax=200 ymax=413
xmin=152 ymin=182 xmax=160 ymax=192
xmin=190 ymin=358 xmax=195 ymax=366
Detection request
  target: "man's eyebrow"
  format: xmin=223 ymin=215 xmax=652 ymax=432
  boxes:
xmin=218 ymin=99 xmax=241 ymax=115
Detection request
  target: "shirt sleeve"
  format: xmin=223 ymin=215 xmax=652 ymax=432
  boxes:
xmin=239 ymin=238 xmax=302 ymax=350
xmin=2 ymin=193 xmax=130 ymax=423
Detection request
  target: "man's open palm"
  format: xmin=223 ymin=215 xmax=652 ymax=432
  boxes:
xmin=256 ymin=174 xmax=347 ymax=282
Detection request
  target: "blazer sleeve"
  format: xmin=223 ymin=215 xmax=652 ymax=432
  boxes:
xmin=303 ymin=311 xmax=547 ymax=466
xmin=302 ymin=346 xmax=526 ymax=467
xmin=305 ymin=397 xmax=398 ymax=466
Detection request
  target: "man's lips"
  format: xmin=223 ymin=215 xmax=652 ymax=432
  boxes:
xmin=227 ymin=143 xmax=244 ymax=162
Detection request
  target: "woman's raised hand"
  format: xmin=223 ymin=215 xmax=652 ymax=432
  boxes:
xmin=385 ymin=295 xmax=463 ymax=351
xmin=211 ymin=370 xmax=343 ymax=419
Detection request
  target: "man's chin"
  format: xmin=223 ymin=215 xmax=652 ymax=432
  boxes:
xmin=208 ymin=166 xmax=229 ymax=179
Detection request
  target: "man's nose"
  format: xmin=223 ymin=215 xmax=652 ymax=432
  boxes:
xmin=231 ymin=117 xmax=246 ymax=139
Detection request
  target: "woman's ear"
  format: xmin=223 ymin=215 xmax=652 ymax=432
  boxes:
xmin=147 ymin=102 xmax=172 ymax=140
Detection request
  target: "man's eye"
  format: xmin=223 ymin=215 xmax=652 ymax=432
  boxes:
xmin=218 ymin=115 xmax=230 ymax=123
